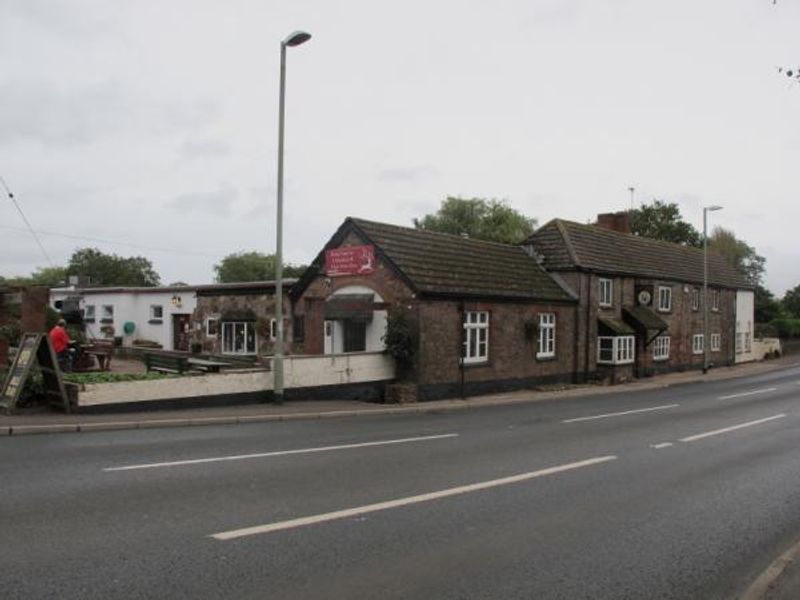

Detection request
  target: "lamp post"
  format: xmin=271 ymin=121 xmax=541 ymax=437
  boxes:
xmin=274 ymin=29 xmax=311 ymax=405
xmin=703 ymin=205 xmax=723 ymax=375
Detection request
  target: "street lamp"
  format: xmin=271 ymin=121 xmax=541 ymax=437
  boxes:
xmin=274 ymin=29 xmax=311 ymax=405
xmin=703 ymin=204 xmax=723 ymax=375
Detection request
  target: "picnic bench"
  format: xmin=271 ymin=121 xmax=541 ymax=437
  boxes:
xmin=143 ymin=352 xmax=190 ymax=374
xmin=84 ymin=339 xmax=113 ymax=371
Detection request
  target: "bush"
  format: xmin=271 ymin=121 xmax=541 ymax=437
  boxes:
xmin=382 ymin=308 xmax=418 ymax=380
xmin=63 ymin=372 xmax=178 ymax=385
xmin=768 ymin=318 xmax=800 ymax=339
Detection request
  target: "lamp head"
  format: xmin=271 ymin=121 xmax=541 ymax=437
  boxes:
xmin=705 ymin=205 xmax=723 ymax=212
xmin=283 ymin=30 xmax=312 ymax=47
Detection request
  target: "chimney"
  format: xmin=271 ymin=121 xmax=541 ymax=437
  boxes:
xmin=596 ymin=211 xmax=631 ymax=234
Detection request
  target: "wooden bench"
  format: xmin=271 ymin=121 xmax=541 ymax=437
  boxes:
xmin=85 ymin=339 xmax=114 ymax=371
xmin=143 ymin=353 xmax=190 ymax=374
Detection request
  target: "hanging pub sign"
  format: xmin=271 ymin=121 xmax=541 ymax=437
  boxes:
xmin=324 ymin=245 xmax=376 ymax=277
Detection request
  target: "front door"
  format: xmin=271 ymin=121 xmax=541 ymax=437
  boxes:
xmin=172 ymin=314 xmax=191 ymax=351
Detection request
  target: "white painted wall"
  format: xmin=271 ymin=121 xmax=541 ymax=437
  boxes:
xmin=324 ymin=285 xmax=387 ymax=354
xmin=78 ymin=352 xmax=395 ymax=406
xmin=735 ymin=290 xmax=755 ymax=363
xmin=50 ymin=288 xmax=197 ymax=350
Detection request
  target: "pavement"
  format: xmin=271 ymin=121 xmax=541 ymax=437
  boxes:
xmin=0 ymin=356 xmax=796 ymax=436
xmin=4 ymin=359 xmax=800 ymax=599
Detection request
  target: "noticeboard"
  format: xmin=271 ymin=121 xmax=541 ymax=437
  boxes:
xmin=0 ymin=333 xmax=70 ymax=414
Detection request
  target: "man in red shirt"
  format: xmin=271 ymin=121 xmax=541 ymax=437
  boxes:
xmin=49 ymin=319 xmax=73 ymax=371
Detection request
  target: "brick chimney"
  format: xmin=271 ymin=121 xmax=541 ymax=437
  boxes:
xmin=596 ymin=212 xmax=631 ymax=234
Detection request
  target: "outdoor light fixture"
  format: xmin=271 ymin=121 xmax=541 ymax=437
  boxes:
xmin=703 ymin=205 xmax=723 ymax=375
xmin=274 ymin=29 xmax=312 ymax=405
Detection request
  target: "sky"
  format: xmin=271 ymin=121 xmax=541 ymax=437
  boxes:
xmin=1 ymin=0 xmax=798 ymax=294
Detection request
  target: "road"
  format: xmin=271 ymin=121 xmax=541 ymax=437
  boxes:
xmin=3 ymin=365 xmax=800 ymax=599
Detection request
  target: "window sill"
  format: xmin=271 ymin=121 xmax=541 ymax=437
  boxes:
xmin=461 ymin=360 xmax=490 ymax=368
xmin=657 ymin=309 xmax=671 ymax=314
xmin=536 ymin=354 xmax=557 ymax=362
xmin=598 ymin=361 xmax=635 ymax=366
xmin=149 ymin=319 xmax=163 ymax=325
xmin=653 ymin=357 xmax=669 ymax=362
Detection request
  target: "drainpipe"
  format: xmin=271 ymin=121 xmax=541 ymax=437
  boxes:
xmin=584 ymin=273 xmax=592 ymax=383
xmin=459 ymin=299 xmax=465 ymax=399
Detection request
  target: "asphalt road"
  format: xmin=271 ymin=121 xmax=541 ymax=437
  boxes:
xmin=4 ymin=366 xmax=800 ymax=599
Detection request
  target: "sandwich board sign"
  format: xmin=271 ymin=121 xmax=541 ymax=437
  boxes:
xmin=0 ymin=333 xmax=70 ymax=414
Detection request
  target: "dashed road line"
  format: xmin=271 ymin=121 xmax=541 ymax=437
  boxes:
xmin=210 ymin=455 xmax=619 ymax=540
xmin=679 ymin=414 xmax=786 ymax=443
xmin=104 ymin=433 xmax=459 ymax=472
xmin=717 ymin=387 xmax=777 ymax=400
xmin=650 ymin=442 xmax=674 ymax=449
xmin=562 ymin=404 xmax=679 ymax=424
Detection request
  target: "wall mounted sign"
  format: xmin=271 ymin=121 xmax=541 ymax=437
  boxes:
xmin=325 ymin=245 xmax=375 ymax=277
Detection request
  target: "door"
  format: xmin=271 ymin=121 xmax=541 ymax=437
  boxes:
xmin=172 ymin=314 xmax=191 ymax=351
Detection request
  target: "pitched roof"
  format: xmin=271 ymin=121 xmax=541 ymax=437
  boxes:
xmin=293 ymin=217 xmax=575 ymax=302
xmin=525 ymin=219 xmax=752 ymax=289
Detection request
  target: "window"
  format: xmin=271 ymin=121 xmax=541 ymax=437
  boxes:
xmin=343 ymin=320 xmax=367 ymax=352
xmin=653 ymin=336 xmax=670 ymax=361
xmin=710 ymin=333 xmax=721 ymax=352
xmin=101 ymin=305 xmax=114 ymax=322
xmin=599 ymin=278 xmax=613 ymax=307
xmin=537 ymin=313 xmax=556 ymax=358
xmin=597 ymin=336 xmax=635 ymax=365
xmin=710 ymin=289 xmax=720 ymax=312
xmin=150 ymin=305 xmax=163 ymax=320
xmin=206 ymin=318 xmax=219 ymax=337
xmin=462 ymin=311 xmax=489 ymax=364
xmin=222 ymin=321 xmax=257 ymax=355
xmin=691 ymin=288 xmax=700 ymax=311
xmin=692 ymin=334 xmax=704 ymax=355
xmin=84 ymin=304 xmax=96 ymax=321
xmin=657 ymin=286 xmax=672 ymax=312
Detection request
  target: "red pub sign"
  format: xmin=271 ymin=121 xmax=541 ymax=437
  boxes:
xmin=325 ymin=245 xmax=376 ymax=277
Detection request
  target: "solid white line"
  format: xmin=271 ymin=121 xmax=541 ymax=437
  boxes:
xmin=104 ymin=434 xmax=459 ymax=472
xmin=650 ymin=442 xmax=674 ymax=449
xmin=562 ymin=404 xmax=679 ymax=423
xmin=717 ymin=387 xmax=777 ymax=400
xmin=211 ymin=455 xmax=618 ymax=540
xmin=679 ymin=414 xmax=786 ymax=443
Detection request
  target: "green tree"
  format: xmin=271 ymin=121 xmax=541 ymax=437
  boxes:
xmin=782 ymin=284 xmax=800 ymax=318
xmin=67 ymin=248 xmax=161 ymax=287
xmin=708 ymin=227 xmax=765 ymax=286
xmin=756 ymin=285 xmax=783 ymax=323
xmin=629 ymin=200 xmax=702 ymax=247
xmin=413 ymin=197 xmax=537 ymax=244
xmin=0 ymin=266 xmax=67 ymax=288
xmin=213 ymin=251 xmax=307 ymax=283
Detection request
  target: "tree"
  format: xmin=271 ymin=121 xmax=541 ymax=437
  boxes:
xmin=629 ymin=200 xmax=702 ymax=247
xmin=708 ymin=227 xmax=766 ymax=287
xmin=413 ymin=197 xmax=537 ymax=244
xmin=756 ymin=285 xmax=783 ymax=323
xmin=0 ymin=266 xmax=67 ymax=288
xmin=66 ymin=248 xmax=161 ymax=287
xmin=782 ymin=285 xmax=800 ymax=319
xmin=213 ymin=251 xmax=307 ymax=283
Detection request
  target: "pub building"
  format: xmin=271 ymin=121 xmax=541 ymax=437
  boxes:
xmin=290 ymin=217 xmax=578 ymax=401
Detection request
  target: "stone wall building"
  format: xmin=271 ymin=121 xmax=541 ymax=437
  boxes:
xmin=523 ymin=213 xmax=753 ymax=383
xmin=291 ymin=217 xmax=578 ymax=400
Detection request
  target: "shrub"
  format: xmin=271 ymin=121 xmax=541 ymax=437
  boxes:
xmin=768 ymin=318 xmax=800 ymax=339
xmin=382 ymin=308 xmax=418 ymax=380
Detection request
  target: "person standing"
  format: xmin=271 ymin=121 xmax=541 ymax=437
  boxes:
xmin=49 ymin=319 xmax=72 ymax=372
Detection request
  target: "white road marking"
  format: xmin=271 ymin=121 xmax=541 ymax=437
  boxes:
xmin=211 ymin=455 xmax=618 ymax=540
xmin=104 ymin=433 xmax=459 ymax=472
xmin=650 ymin=442 xmax=674 ymax=449
xmin=562 ymin=404 xmax=679 ymax=423
xmin=679 ymin=414 xmax=786 ymax=443
xmin=717 ymin=387 xmax=777 ymax=400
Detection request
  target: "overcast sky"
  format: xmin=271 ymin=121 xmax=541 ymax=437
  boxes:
xmin=1 ymin=0 xmax=798 ymax=294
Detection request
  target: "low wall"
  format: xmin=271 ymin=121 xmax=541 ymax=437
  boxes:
xmin=78 ymin=352 xmax=395 ymax=408
xmin=751 ymin=338 xmax=782 ymax=361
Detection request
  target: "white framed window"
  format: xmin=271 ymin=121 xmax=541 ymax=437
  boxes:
xmin=462 ymin=311 xmax=489 ymax=364
xmin=150 ymin=305 xmax=163 ymax=320
xmin=710 ymin=289 xmax=720 ymax=312
xmin=710 ymin=333 xmax=721 ymax=352
xmin=206 ymin=318 xmax=219 ymax=337
xmin=101 ymin=305 xmax=114 ymax=319
xmin=692 ymin=334 xmax=704 ymax=354
xmin=84 ymin=304 xmax=96 ymax=319
xmin=222 ymin=321 xmax=257 ymax=355
xmin=657 ymin=286 xmax=672 ymax=312
xmin=691 ymin=288 xmax=700 ymax=311
xmin=537 ymin=313 xmax=556 ymax=358
xmin=653 ymin=335 xmax=670 ymax=361
xmin=599 ymin=278 xmax=613 ymax=307
xmin=598 ymin=336 xmax=635 ymax=365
